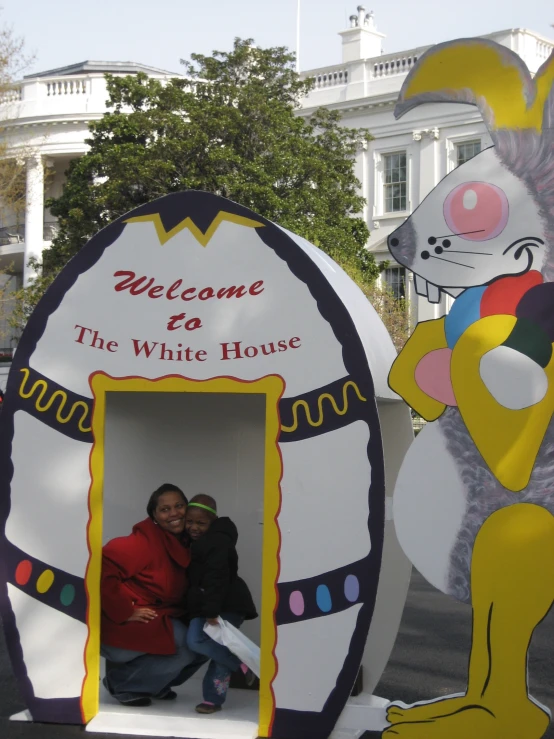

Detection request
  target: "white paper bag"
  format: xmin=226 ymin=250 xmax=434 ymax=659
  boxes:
xmin=203 ymin=617 xmax=261 ymax=677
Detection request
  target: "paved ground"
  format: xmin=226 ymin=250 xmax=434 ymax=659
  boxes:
xmin=1 ymin=570 xmax=553 ymax=738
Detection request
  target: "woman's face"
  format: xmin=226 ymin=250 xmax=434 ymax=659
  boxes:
xmin=153 ymin=492 xmax=187 ymax=535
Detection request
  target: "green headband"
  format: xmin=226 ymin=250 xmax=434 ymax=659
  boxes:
xmin=188 ymin=502 xmax=218 ymax=517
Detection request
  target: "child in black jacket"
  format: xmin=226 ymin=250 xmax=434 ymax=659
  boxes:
xmin=185 ymin=494 xmax=257 ymax=714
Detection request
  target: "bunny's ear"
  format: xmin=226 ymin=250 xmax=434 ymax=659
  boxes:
xmin=536 ymin=52 xmax=554 ymax=133
xmin=394 ymin=38 xmax=546 ymax=132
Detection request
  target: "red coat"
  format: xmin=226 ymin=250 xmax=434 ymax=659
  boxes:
xmin=101 ymin=517 xmax=191 ymax=655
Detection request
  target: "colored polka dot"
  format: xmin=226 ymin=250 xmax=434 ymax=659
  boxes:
xmin=60 ymin=584 xmax=76 ymax=607
xmin=289 ymin=590 xmax=304 ymax=616
xmin=316 ymin=584 xmax=332 ymax=613
xmin=15 ymin=560 xmax=33 ymax=586
xmin=344 ymin=574 xmax=360 ymax=602
xmin=36 ymin=570 xmax=55 ymax=594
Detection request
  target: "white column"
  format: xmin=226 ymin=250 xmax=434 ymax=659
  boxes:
xmin=355 ymin=140 xmax=368 ymax=222
xmin=418 ymin=130 xmax=440 ymax=203
xmin=24 ymin=153 xmax=44 ymax=286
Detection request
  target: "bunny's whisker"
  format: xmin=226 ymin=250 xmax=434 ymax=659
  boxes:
xmin=428 ymin=255 xmax=475 ymax=269
xmin=435 ymin=229 xmax=486 ymax=238
xmin=446 ymin=250 xmax=493 ymax=255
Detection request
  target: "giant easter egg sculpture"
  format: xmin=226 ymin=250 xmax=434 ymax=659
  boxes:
xmin=0 ymin=191 xmax=412 ymax=738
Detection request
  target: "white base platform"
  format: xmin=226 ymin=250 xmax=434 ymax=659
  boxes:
xmin=9 ymin=709 xmax=32 ymax=722
xmin=334 ymin=693 xmax=390 ymax=734
xmin=11 ymin=678 xmax=390 ymax=738
xmin=87 ymin=676 xmax=259 ymax=739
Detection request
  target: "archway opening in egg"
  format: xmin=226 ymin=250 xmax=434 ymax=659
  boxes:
xmin=87 ymin=374 xmax=280 ymax=733
xmin=0 ymin=191 xmax=413 ymax=739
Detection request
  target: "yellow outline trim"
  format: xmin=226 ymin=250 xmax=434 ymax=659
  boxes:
xmin=18 ymin=368 xmax=91 ymax=433
xmin=280 ymin=380 xmax=366 ymax=433
xmin=124 ymin=211 xmax=265 ymax=246
xmin=82 ymin=373 xmax=284 ymax=734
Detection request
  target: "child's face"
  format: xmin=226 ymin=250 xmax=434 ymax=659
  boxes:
xmin=185 ymin=507 xmax=213 ymax=540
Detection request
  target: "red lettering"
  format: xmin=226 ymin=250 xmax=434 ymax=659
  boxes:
xmin=195 ymin=349 xmax=207 ymax=362
xmin=249 ymin=280 xmax=264 ymax=296
xmin=129 ymin=277 xmax=155 ymax=295
xmin=244 ymin=346 xmax=258 ymax=358
xmin=167 ymin=313 xmax=186 ymax=331
xmin=148 ymin=285 xmax=164 ymax=299
xmin=221 ymin=342 xmax=242 ymax=360
xmin=260 ymin=342 xmax=276 ymax=356
xmin=74 ymin=324 xmax=91 ymax=344
xmin=114 ymin=271 xmax=265 ymax=304
xmin=132 ymin=339 xmax=158 ymax=358
xmin=217 ymin=285 xmax=247 ymax=299
xmin=184 ymin=317 xmax=202 ymax=331
xmin=289 ymin=337 xmax=301 ymax=349
xmin=278 ymin=340 xmax=288 ymax=351
xmin=199 ymin=287 xmax=215 ymax=301
xmin=160 ymin=343 xmax=174 ymax=360
xmin=113 ymin=270 xmax=135 ymax=291
xmin=91 ymin=331 xmax=104 ymax=349
xmin=113 ymin=271 xmax=155 ymax=295
xmin=167 ymin=279 xmax=183 ymax=300
xmin=74 ymin=324 xmax=118 ymax=351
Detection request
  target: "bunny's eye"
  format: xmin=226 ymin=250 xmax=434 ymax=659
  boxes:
xmin=443 ymin=182 xmax=509 ymax=241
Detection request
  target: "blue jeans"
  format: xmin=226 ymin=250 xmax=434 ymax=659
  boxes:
xmin=187 ymin=613 xmax=244 ymax=705
xmin=101 ymin=618 xmax=207 ymax=703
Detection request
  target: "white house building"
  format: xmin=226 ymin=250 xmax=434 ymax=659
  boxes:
xmin=0 ymin=12 xmax=552 ymax=354
xmin=0 ymin=61 xmax=174 ymax=351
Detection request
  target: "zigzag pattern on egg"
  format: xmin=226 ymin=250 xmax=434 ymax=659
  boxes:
xmin=15 ymin=367 xmax=93 ymax=442
xmin=14 ymin=369 xmax=369 ymax=446
xmin=124 ymin=210 xmax=265 ymax=246
xmin=279 ymin=377 xmax=369 ymax=441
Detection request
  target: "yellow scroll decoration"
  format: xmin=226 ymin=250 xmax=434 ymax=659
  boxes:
xmin=18 ymin=368 xmax=91 ymax=433
xmin=281 ymin=380 xmax=367 ymax=433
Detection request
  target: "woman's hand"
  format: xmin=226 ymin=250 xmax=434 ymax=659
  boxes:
xmin=206 ymin=617 xmax=220 ymax=626
xmin=126 ymin=607 xmax=158 ymax=623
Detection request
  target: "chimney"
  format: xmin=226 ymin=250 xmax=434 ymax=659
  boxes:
xmin=339 ymin=6 xmax=386 ymax=63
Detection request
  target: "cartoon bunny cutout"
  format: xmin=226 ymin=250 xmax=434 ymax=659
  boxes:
xmin=385 ymin=39 xmax=554 ymax=739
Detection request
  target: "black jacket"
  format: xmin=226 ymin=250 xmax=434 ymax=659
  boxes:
xmin=186 ymin=517 xmax=258 ymax=620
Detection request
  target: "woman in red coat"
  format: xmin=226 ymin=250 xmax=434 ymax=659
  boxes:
xmin=101 ymin=483 xmax=206 ymax=706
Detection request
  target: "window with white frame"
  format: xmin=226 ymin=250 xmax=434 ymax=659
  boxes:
xmin=456 ymin=140 xmax=481 ymax=167
xmin=383 ymin=266 xmax=406 ymax=300
xmin=383 ymin=152 xmax=407 ymax=212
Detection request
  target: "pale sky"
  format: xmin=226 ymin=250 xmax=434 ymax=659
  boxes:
xmin=4 ymin=0 xmax=554 ymax=77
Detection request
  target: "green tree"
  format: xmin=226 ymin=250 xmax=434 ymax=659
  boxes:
xmin=44 ymin=39 xmax=378 ymax=285
xmin=0 ymin=14 xmax=35 ymax=349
